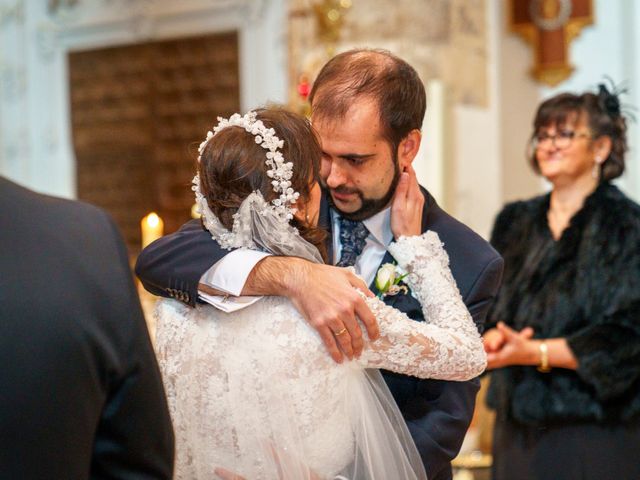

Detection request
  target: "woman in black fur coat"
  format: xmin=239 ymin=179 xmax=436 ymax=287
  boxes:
xmin=484 ymin=86 xmax=640 ymax=480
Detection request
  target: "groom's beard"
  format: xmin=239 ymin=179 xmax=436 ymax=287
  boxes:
xmin=325 ymin=160 xmax=401 ymax=222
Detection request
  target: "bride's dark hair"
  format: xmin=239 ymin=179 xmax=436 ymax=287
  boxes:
xmin=198 ymin=107 xmax=327 ymax=262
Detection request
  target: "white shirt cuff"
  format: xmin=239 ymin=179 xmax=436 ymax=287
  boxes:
xmin=198 ymin=248 xmax=270 ymax=311
xmin=198 ymin=292 xmax=262 ymax=313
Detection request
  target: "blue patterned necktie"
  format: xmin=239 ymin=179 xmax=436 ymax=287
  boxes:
xmin=337 ymin=218 xmax=369 ymax=267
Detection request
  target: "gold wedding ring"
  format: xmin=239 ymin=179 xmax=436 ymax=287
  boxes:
xmin=334 ymin=327 xmax=348 ymax=336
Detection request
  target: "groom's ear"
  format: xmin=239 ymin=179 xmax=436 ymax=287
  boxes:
xmin=397 ymin=129 xmax=422 ymax=171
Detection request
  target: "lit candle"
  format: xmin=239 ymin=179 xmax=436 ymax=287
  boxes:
xmin=141 ymin=212 xmax=164 ymax=249
xmin=191 ymin=203 xmax=201 ymax=219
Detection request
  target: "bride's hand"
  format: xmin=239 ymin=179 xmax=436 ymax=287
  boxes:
xmin=215 ymin=467 xmax=245 ymax=479
xmin=391 ymin=164 xmax=424 ymax=239
xmin=214 ymin=446 xmax=326 ymax=480
xmin=215 ymin=467 xmax=324 ymax=480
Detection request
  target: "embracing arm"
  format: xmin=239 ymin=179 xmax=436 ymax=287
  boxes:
xmin=136 ymin=219 xmax=379 ymax=363
xmin=135 ymin=219 xmax=223 ymax=306
xmin=357 ymin=232 xmax=487 ymax=380
xmin=356 ymin=231 xmax=501 ymax=478
xmin=241 ymin=257 xmax=379 ymax=363
xmin=383 ymin=230 xmax=502 ymax=478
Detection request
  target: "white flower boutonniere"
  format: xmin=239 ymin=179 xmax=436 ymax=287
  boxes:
xmin=375 ymin=263 xmax=408 ymax=298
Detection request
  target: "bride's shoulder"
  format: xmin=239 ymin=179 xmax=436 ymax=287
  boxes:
xmin=155 ymin=298 xmax=190 ymax=318
xmin=260 ymin=296 xmax=305 ymax=319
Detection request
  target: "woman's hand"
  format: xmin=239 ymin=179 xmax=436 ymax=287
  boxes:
xmin=215 ymin=470 xmax=324 ymax=480
xmin=214 ymin=442 xmax=325 ymax=480
xmin=215 ymin=467 xmax=245 ymax=480
xmin=485 ymin=322 xmax=537 ymax=370
xmin=483 ymin=327 xmax=506 ymax=353
xmin=391 ymin=164 xmax=424 ymax=239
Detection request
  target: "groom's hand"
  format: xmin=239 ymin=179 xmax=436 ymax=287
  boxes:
xmin=243 ymin=257 xmax=378 ymax=363
xmin=290 ymin=263 xmax=379 ymax=363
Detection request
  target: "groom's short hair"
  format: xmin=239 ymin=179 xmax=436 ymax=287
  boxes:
xmin=309 ymin=48 xmax=426 ymax=154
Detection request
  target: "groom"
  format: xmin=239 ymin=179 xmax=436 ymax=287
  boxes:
xmin=136 ymin=49 xmax=503 ymax=480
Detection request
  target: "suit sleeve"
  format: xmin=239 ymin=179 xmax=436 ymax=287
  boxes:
xmin=91 ymin=212 xmax=175 ymax=479
xmin=135 ymin=219 xmax=228 ymax=306
xmin=407 ymin=255 xmax=503 ymax=479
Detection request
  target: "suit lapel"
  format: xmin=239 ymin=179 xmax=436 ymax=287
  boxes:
xmin=318 ymin=191 xmax=333 ymax=263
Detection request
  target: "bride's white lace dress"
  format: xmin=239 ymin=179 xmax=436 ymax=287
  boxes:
xmin=155 ymin=232 xmax=486 ymax=480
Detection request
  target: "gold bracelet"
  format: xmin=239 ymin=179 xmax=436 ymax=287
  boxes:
xmin=537 ymin=341 xmax=552 ymax=373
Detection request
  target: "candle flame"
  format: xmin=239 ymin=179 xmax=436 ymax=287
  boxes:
xmin=146 ymin=212 xmax=160 ymax=228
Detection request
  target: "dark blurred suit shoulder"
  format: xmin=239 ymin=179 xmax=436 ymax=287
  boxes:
xmin=0 ymin=177 xmax=174 ymax=479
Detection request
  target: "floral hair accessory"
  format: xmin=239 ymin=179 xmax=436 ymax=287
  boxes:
xmin=375 ymin=263 xmax=408 ymax=298
xmin=597 ymin=78 xmax=636 ymax=121
xmin=192 ymin=111 xmax=298 ymax=249
xmin=190 ymin=111 xmax=323 ymax=263
xmin=194 ymin=111 xmax=299 ymax=223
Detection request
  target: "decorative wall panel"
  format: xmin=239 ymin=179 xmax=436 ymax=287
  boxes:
xmin=71 ymin=31 xmax=239 ymax=250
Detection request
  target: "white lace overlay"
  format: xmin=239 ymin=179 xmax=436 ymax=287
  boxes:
xmin=359 ymin=231 xmax=486 ymax=380
xmin=155 ymin=231 xmax=485 ymax=479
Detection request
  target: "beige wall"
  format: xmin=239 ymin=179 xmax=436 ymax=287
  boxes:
xmin=3 ymin=0 xmax=637 ymax=235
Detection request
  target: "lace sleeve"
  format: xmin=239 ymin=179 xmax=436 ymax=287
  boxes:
xmin=357 ymin=231 xmax=486 ymax=381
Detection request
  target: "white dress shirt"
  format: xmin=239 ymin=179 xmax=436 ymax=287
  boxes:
xmin=198 ymin=207 xmax=394 ymax=311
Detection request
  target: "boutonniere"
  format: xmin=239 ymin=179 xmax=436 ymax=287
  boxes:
xmin=375 ymin=263 xmax=409 ymax=298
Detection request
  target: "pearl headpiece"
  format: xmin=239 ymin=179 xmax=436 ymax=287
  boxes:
xmin=191 ymin=111 xmax=319 ymax=256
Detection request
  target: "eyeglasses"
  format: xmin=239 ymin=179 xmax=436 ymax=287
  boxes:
xmin=533 ymin=130 xmax=591 ymax=150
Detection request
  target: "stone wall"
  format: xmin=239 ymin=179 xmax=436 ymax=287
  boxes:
xmin=288 ymin=0 xmax=487 ymax=109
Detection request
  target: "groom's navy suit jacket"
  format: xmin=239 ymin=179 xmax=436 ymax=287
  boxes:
xmin=136 ymin=187 xmax=503 ymax=480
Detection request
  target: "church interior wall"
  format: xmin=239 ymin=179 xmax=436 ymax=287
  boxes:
xmin=0 ymin=0 xmax=288 ymax=199
xmin=539 ymin=0 xmax=639 ymax=201
xmin=1 ymin=0 xmax=638 ymax=239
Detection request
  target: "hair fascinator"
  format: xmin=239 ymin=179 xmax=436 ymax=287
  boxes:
xmin=597 ymin=78 xmax=636 ymax=121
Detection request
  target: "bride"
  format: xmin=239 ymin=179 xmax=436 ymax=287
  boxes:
xmin=155 ymin=108 xmax=486 ymax=480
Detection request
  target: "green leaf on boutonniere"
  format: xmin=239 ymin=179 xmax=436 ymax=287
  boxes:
xmin=375 ymin=263 xmax=409 ymax=298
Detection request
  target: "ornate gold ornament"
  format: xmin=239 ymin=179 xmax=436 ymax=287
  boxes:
xmin=509 ymin=0 xmax=594 ymax=86
xmin=312 ymin=0 xmax=352 ymax=52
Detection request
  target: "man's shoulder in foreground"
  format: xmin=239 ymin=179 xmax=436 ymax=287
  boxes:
xmin=1 ymin=175 xmax=112 ymax=230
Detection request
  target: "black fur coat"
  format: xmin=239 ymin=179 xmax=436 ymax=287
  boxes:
xmin=486 ymin=182 xmax=640 ymax=426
